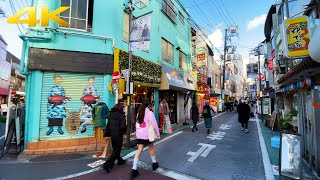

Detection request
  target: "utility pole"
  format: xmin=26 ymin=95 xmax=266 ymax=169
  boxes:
xmin=258 ymin=54 xmax=263 ymax=123
xmin=221 ymin=25 xmax=238 ymax=110
xmin=221 ymin=28 xmax=228 ymax=110
xmin=125 ymin=0 xmax=134 ymax=149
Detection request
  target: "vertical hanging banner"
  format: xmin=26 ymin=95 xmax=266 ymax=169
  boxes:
xmin=130 ymin=14 xmax=151 ymax=51
xmin=283 ymin=16 xmax=310 ymax=58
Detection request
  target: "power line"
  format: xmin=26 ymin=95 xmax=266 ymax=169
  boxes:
xmin=217 ymin=0 xmax=236 ymax=25
xmin=8 ymin=0 xmax=23 ymax=33
xmin=192 ymin=0 xmax=217 ymax=32
xmin=209 ymin=0 xmax=231 ymax=27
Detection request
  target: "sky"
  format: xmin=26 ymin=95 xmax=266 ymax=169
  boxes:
xmin=0 ymin=0 xmax=31 ymax=59
xmin=180 ymin=0 xmax=275 ymax=66
xmin=0 ymin=0 xmax=275 ymax=62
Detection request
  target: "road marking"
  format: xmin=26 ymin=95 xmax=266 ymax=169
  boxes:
xmin=256 ymin=117 xmax=275 ymax=180
xmin=186 ymin=143 xmax=216 ymax=162
xmin=206 ymin=131 xmax=226 ymax=141
xmin=87 ymin=160 xmax=105 ymax=168
xmin=48 ymin=131 xmax=184 ymax=180
xmin=219 ymin=124 xmax=232 ymax=130
xmin=0 ymin=135 xmax=4 ymax=141
xmin=134 ymin=160 xmax=202 ymax=180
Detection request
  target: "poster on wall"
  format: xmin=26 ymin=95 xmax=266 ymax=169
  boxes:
xmin=246 ymin=63 xmax=258 ymax=79
xmin=130 ymin=14 xmax=151 ymax=51
xmin=40 ymin=73 xmax=104 ymax=140
xmin=283 ymin=15 xmax=310 ymax=59
xmin=218 ymin=99 xmax=222 ymax=112
xmin=263 ymin=98 xmax=271 ymax=115
xmin=280 ymin=133 xmax=302 ymax=179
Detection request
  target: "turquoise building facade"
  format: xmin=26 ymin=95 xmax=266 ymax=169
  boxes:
xmin=21 ymin=0 xmax=192 ymax=149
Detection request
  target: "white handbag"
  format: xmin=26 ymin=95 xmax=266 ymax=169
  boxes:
xmin=148 ymin=117 xmax=156 ymax=142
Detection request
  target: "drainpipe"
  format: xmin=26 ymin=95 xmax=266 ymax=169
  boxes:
xmin=19 ymin=40 xmax=29 ymax=75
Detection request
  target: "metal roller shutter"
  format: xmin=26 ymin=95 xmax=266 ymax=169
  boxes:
xmin=39 ymin=72 xmax=104 ymax=141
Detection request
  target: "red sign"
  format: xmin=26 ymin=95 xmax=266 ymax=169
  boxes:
xmin=257 ymin=73 xmax=265 ymax=81
xmin=197 ymin=84 xmax=209 ymax=94
xmin=210 ymin=97 xmax=218 ymax=112
xmin=197 ymin=54 xmax=205 ymax=61
xmin=112 ymin=71 xmax=120 ymax=84
xmin=267 ymin=60 xmax=273 ymax=70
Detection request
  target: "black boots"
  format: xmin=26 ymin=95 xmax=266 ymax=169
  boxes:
xmin=117 ymin=159 xmax=126 ymax=166
xmin=152 ymin=162 xmax=159 ymax=171
xmin=131 ymin=170 xmax=140 ymax=179
xmin=207 ymin=129 xmax=210 ymax=134
xmin=102 ymin=161 xmax=114 ymax=173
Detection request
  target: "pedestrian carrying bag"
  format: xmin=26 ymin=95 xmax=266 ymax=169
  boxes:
xmin=148 ymin=117 xmax=156 ymax=142
xmin=210 ymin=108 xmax=214 ymax=117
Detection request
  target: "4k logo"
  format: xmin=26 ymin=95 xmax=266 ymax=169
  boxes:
xmin=7 ymin=7 xmax=70 ymax=27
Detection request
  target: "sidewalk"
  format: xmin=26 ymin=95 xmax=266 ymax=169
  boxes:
xmin=258 ymin=117 xmax=319 ymax=180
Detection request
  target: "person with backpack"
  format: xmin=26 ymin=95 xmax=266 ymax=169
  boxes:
xmin=202 ymin=101 xmax=214 ymax=134
xmin=191 ymin=103 xmax=199 ymax=132
xmin=131 ymin=99 xmax=160 ymax=179
xmin=102 ymin=103 xmax=127 ymax=173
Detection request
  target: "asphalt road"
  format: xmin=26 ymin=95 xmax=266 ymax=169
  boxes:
xmin=137 ymin=112 xmax=265 ymax=180
xmin=0 ymin=112 xmax=266 ymax=180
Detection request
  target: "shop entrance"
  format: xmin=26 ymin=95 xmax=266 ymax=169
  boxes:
xmin=159 ymin=91 xmax=177 ymax=124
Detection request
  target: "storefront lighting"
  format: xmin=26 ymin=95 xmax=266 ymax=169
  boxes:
xmin=133 ymin=93 xmax=136 ymax=96
xmin=143 ymin=92 xmax=146 ymax=95
xmin=138 ymin=85 xmax=140 ymax=87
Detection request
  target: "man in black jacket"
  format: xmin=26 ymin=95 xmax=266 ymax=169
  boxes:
xmin=237 ymin=100 xmax=251 ymax=133
xmin=103 ymin=103 xmax=127 ymax=173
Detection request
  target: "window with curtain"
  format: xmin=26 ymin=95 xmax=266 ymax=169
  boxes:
xmin=161 ymin=0 xmax=176 ymax=22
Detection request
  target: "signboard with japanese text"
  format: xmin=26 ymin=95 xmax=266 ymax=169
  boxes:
xmin=284 ymin=16 xmax=310 ymax=58
xmin=197 ymin=84 xmax=209 ymax=94
xmin=210 ymin=97 xmax=218 ymax=112
xmin=197 ymin=54 xmax=205 ymax=61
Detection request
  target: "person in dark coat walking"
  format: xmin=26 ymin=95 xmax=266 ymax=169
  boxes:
xmin=191 ymin=103 xmax=199 ymax=132
xmin=103 ymin=103 xmax=127 ymax=173
xmin=202 ymin=101 xmax=214 ymax=134
xmin=237 ymin=101 xmax=251 ymax=133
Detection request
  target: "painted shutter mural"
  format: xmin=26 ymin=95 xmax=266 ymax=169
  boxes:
xmin=40 ymin=72 xmax=104 ymax=141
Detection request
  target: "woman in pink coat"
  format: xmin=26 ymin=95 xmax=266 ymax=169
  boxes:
xmin=131 ymin=99 xmax=160 ymax=179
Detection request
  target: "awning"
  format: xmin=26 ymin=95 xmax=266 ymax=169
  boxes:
xmin=159 ymin=64 xmax=188 ymax=91
xmin=0 ymin=88 xmax=9 ymax=96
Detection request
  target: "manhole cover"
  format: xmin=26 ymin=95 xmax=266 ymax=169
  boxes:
xmin=234 ymin=174 xmax=246 ymax=180
xmin=29 ymin=153 xmax=86 ymax=162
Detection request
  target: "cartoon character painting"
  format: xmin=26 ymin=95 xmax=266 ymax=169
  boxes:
xmin=46 ymin=74 xmax=71 ymax=135
xmin=80 ymin=76 xmax=100 ymax=133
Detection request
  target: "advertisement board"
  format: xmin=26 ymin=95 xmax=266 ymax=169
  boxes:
xmin=283 ymin=16 xmax=310 ymax=58
xmin=246 ymin=63 xmax=258 ymax=79
xmin=210 ymin=97 xmax=218 ymax=112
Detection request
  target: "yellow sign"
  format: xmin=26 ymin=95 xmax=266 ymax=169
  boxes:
xmin=7 ymin=7 xmax=70 ymax=27
xmin=284 ymin=16 xmax=310 ymax=58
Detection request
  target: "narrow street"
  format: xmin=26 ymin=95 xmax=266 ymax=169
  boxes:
xmin=61 ymin=112 xmax=266 ymax=180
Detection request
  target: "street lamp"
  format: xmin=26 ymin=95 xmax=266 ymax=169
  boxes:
xmin=5 ymin=81 xmax=14 ymax=139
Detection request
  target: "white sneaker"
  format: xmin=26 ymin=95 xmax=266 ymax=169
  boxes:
xmin=245 ymin=129 xmax=249 ymax=133
xmin=242 ymin=128 xmax=245 ymax=131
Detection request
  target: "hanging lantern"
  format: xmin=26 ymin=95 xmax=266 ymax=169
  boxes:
xmin=299 ymin=81 xmax=304 ymax=89
xmin=293 ymin=83 xmax=298 ymax=91
xmin=306 ymin=78 xmax=314 ymax=87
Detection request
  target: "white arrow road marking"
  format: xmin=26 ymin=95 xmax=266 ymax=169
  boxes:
xmin=219 ymin=124 xmax=232 ymax=130
xmin=87 ymin=160 xmax=106 ymax=168
xmin=187 ymin=143 xmax=216 ymax=162
xmin=207 ymin=131 xmax=226 ymax=141
xmin=0 ymin=135 xmax=4 ymax=140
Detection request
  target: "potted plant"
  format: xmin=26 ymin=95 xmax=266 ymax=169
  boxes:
xmin=289 ymin=109 xmax=298 ymax=121
xmin=279 ymin=114 xmax=293 ymax=132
